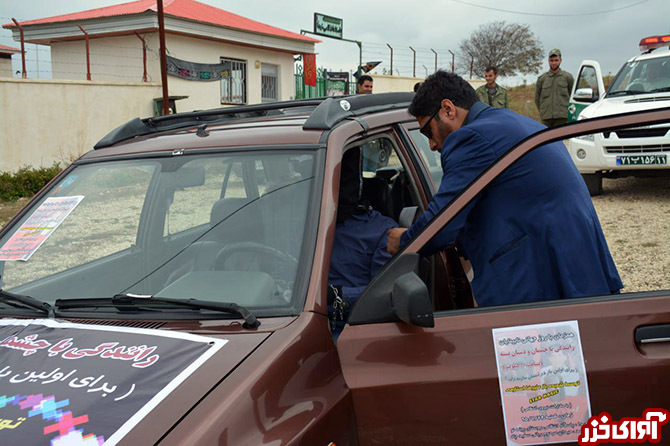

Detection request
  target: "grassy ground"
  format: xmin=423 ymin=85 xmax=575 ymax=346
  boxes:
xmin=0 ymin=198 xmax=29 ymax=229
xmin=508 ymin=84 xmax=540 ymax=121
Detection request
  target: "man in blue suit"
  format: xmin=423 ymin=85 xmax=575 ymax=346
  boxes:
xmin=387 ymin=71 xmax=622 ymax=306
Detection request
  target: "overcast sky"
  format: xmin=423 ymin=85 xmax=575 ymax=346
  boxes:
xmin=1 ymin=0 xmax=669 ymax=85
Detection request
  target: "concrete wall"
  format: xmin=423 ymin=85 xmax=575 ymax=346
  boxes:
xmin=50 ymin=33 xmax=296 ymax=112
xmin=0 ymin=78 xmax=161 ymax=172
xmin=370 ymin=74 xmax=424 ymax=93
xmin=371 ymin=73 xmax=486 ymax=93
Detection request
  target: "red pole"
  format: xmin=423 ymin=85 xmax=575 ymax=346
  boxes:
xmin=77 ymin=25 xmax=91 ymax=80
xmin=11 ymin=19 xmax=27 ymax=78
xmin=157 ymin=0 xmax=170 ymax=115
xmin=135 ymin=33 xmax=148 ymax=82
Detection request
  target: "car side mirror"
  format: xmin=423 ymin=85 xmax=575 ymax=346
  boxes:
xmin=391 ymin=272 xmax=434 ymax=327
xmin=574 ymin=87 xmax=596 ymax=102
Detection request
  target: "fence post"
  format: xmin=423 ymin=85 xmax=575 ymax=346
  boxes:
xmin=409 ymin=46 xmax=416 ymax=78
xmin=448 ymin=50 xmax=455 ymax=73
xmin=11 ymin=19 xmax=27 ymax=78
xmin=386 ymin=43 xmax=393 ymax=76
xmin=431 ymin=49 xmax=437 ymax=73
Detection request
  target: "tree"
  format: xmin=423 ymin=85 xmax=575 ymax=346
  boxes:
xmin=457 ymin=21 xmax=543 ymax=78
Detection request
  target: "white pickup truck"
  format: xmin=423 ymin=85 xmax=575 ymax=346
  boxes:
xmin=567 ymin=35 xmax=670 ymax=195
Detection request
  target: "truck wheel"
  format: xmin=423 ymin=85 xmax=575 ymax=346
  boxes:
xmin=581 ymin=173 xmax=603 ymax=196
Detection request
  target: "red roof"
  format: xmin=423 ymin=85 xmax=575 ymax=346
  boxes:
xmin=3 ymin=0 xmax=319 ymax=44
xmin=0 ymin=44 xmax=20 ymax=54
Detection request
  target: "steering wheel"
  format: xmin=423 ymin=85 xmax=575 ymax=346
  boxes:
xmin=213 ymin=241 xmax=298 ymax=272
xmin=627 ymin=82 xmax=647 ymax=93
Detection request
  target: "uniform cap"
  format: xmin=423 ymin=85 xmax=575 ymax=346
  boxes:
xmin=549 ymin=48 xmax=562 ymax=57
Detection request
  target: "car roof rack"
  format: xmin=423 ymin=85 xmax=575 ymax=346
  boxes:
xmin=94 ymin=98 xmax=326 ymax=149
xmin=302 ymin=92 xmax=415 ymax=130
xmin=94 ymin=92 xmax=415 ymax=149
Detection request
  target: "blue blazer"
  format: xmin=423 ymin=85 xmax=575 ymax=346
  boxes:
xmin=402 ymin=102 xmax=622 ymax=306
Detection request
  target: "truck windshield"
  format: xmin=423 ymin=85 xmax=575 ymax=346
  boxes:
xmin=0 ymin=151 xmax=317 ymax=315
xmin=607 ymin=56 xmax=670 ymax=96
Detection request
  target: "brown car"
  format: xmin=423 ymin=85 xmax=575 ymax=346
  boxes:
xmin=0 ymin=94 xmax=668 ymax=445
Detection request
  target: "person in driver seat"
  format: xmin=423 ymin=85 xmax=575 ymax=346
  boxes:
xmin=327 ymin=147 xmax=399 ymax=340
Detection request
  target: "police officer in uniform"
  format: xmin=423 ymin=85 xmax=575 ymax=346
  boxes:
xmin=535 ymin=49 xmax=574 ymax=127
xmin=475 ymin=66 xmax=509 ymax=108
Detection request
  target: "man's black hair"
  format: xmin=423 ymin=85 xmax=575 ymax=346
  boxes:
xmin=413 ymin=82 xmax=422 ymax=92
xmin=484 ymin=66 xmax=497 ymax=74
xmin=357 ymin=74 xmax=373 ymax=86
xmin=408 ymin=70 xmax=478 ymax=117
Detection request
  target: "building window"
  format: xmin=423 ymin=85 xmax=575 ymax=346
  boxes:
xmin=261 ymin=63 xmax=279 ymax=102
xmin=220 ymin=58 xmax=247 ymax=104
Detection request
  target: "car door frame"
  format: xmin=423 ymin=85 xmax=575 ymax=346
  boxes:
xmin=336 ymin=107 xmax=670 ymax=445
xmin=569 ymin=60 xmax=605 ymax=122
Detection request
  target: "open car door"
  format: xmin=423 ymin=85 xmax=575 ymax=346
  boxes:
xmin=336 ymin=107 xmax=670 ymax=445
xmin=568 ymin=60 xmax=605 ymax=122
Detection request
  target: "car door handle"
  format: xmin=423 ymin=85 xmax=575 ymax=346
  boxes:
xmin=635 ymin=324 xmax=670 ymax=344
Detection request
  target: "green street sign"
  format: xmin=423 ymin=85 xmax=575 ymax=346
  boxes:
xmin=314 ymin=13 xmax=343 ymax=39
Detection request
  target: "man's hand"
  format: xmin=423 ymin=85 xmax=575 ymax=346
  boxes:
xmin=387 ymin=227 xmax=408 ymax=254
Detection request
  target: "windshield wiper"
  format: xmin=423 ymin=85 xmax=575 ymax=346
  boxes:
xmin=54 ymin=294 xmax=260 ymax=328
xmin=0 ymin=289 xmax=55 ymax=318
xmin=650 ymin=87 xmax=670 ymax=93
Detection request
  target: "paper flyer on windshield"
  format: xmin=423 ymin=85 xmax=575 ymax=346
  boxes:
xmin=492 ymin=321 xmax=591 ymax=445
xmin=0 ymin=196 xmax=85 ymax=262
xmin=0 ymin=319 xmax=227 ymax=446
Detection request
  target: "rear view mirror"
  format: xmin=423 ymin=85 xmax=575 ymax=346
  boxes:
xmin=574 ymin=88 xmax=596 ymax=102
xmin=391 ymin=272 xmax=434 ymax=327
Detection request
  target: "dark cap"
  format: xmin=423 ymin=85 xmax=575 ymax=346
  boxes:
xmin=549 ymin=48 xmax=562 ymax=57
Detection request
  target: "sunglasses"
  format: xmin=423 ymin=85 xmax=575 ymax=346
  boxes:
xmin=419 ymin=108 xmax=440 ymax=140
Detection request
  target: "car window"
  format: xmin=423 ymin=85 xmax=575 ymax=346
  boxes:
xmin=408 ymin=129 xmax=443 ymax=187
xmin=0 ymin=151 xmax=318 ymax=314
xmin=0 ymin=162 xmax=156 ymax=289
xmin=361 ymin=137 xmax=401 ymax=175
xmin=576 ymin=65 xmax=600 ymax=99
xmin=166 ymin=158 xmax=227 ymax=235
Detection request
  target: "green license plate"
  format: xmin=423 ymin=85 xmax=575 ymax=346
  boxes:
xmin=616 ymin=154 xmax=667 ymax=166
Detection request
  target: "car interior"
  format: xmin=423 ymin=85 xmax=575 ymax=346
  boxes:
xmin=344 ymin=134 xmax=475 ymax=314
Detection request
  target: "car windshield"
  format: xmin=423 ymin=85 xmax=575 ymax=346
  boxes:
xmin=607 ymin=56 xmax=670 ymax=96
xmin=0 ymin=150 xmax=317 ymax=315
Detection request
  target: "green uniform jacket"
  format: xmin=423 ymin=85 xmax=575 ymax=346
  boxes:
xmin=535 ymin=69 xmax=575 ymax=120
xmin=475 ymin=84 xmax=509 ymax=108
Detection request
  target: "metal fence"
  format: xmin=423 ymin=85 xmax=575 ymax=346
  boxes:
xmin=294 ymin=65 xmax=356 ymax=99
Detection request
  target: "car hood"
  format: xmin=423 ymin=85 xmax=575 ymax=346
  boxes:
xmin=0 ymin=317 xmax=286 ymax=446
xmin=582 ymin=93 xmax=670 ymax=119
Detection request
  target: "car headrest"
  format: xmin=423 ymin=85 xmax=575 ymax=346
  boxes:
xmin=210 ymin=198 xmax=252 ymax=227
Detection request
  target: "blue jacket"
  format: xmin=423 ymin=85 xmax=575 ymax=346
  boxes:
xmin=401 ymin=102 xmax=622 ymax=306
xmin=329 ymin=210 xmax=398 ymax=336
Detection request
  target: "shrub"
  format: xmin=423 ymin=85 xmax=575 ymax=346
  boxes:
xmin=0 ymin=163 xmax=63 ymax=201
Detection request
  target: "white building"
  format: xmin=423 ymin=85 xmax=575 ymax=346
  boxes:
xmin=0 ymin=44 xmax=20 ymax=78
xmin=3 ymin=0 xmax=319 ymax=112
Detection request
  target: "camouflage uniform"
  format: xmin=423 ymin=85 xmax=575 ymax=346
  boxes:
xmin=535 ymin=69 xmax=574 ymax=127
xmin=475 ymin=84 xmax=509 ymax=108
